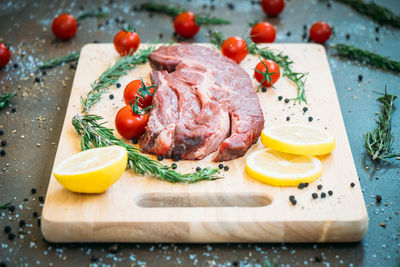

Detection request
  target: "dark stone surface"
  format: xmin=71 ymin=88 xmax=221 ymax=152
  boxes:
xmin=0 ymin=0 xmax=399 ymax=266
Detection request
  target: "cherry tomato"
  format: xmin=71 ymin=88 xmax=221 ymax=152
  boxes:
xmin=250 ymin=22 xmax=277 ymax=43
xmin=113 ymin=29 xmax=141 ymax=56
xmin=115 ymin=105 xmax=149 ymax=140
xmin=0 ymin=43 xmax=11 ymax=68
xmin=51 ymin=14 xmax=78 ymax=40
xmin=173 ymin=11 xmax=200 ymax=38
xmin=261 ymin=0 xmax=285 ymax=16
xmin=221 ymin=36 xmax=248 ymax=64
xmin=123 ymin=79 xmax=155 ymax=107
xmin=309 ymin=21 xmax=332 ymax=44
xmin=254 ymin=59 xmax=280 ymax=87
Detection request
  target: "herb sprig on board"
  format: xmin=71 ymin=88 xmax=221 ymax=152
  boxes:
xmin=363 ymin=89 xmax=399 ymax=162
xmin=0 ymin=202 xmax=11 ymax=210
xmin=331 ymin=44 xmax=400 ymax=73
xmin=77 ymin=10 xmax=108 ymax=20
xmin=81 ymin=46 xmax=156 ymax=113
xmin=0 ymin=92 xmax=16 ymax=109
xmin=140 ymin=3 xmax=231 ymax=25
xmin=335 ymin=0 xmax=400 ymax=28
xmin=72 ymin=114 xmax=220 ymax=183
xmin=38 ymin=52 xmax=80 ymax=70
xmin=209 ymin=31 xmax=308 ymax=104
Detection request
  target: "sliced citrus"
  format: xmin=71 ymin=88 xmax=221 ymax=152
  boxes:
xmin=246 ymin=148 xmax=322 ymax=186
xmin=261 ymin=124 xmax=335 ymax=156
xmin=53 ymin=146 xmax=128 ymax=193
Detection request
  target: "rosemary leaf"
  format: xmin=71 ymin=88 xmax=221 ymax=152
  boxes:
xmin=209 ymin=31 xmax=308 ymax=104
xmin=0 ymin=92 xmax=16 ymax=109
xmin=72 ymin=114 xmax=220 ymax=183
xmin=0 ymin=202 xmax=11 ymax=209
xmin=77 ymin=10 xmax=108 ymax=20
xmin=38 ymin=52 xmax=80 ymax=70
xmin=140 ymin=3 xmax=230 ymax=25
xmin=363 ymin=89 xmax=399 ymax=162
xmin=81 ymin=46 xmax=156 ymax=113
xmin=335 ymin=0 xmax=400 ymax=28
xmin=331 ymin=43 xmax=400 ymax=73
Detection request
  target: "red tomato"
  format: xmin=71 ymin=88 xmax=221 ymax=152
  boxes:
xmin=309 ymin=22 xmax=332 ymax=44
xmin=115 ymin=105 xmax=149 ymax=140
xmin=261 ymin=0 xmax=285 ymax=16
xmin=250 ymin=22 xmax=277 ymax=43
xmin=113 ymin=30 xmax=141 ymax=56
xmin=51 ymin=14 xmax=78 ymax=40
xmin=123 ymin=79 xmax=155 ymax=107
xmin=221 ymin=36 xmax=248 ymax=64
xmin=254 ymin=59 xmax=280 ymax=87
xmin=0 ymin=43 xmax=11 ymax=68
xmin=173 ymin=11 xmax=200 ymax=38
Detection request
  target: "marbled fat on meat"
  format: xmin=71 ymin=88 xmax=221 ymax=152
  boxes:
xmin=140 ymin=44 xmax=264 ymax=161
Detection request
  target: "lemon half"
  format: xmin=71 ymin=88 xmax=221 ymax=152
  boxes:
xmin=246 ymin=148 xmax=322 ymax=186
xmin=261 ymin=124 xmax=335 ymax=156
xmin=53 ymin=146 xmax=128 ymax=193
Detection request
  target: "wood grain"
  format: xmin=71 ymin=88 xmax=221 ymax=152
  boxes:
xmin=41 ymin=43 xmax=368 ymax=243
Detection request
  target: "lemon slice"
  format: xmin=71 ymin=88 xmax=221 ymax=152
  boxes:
xmin=53 ymin=146 xmax=128 ymax=193
xmin=261 ymin=124 xmax=335 ymax=156
xmin=246 ymin=148 xmax=322 ymax=186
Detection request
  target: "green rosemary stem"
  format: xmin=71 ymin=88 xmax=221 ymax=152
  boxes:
xmin=140 ymin=3 xmax=230 ymax=25
xmin=77 ymin=10 xmax=108 ymax=20
xmin=331 ymin=43 xmax=400 ymax=73
xmin=0 ymin=202 xmax=11 ymax=209
xmin=38 ymin=52 xmax=80 ymax=70
xmin=72 ymin=114 xmax=220 ymax=183
xmin=363 ymin=89 xmax=399 ymax=162
xmin=80 ymin=46 xmax=156 ymax=113
xmin=335 ymin=0 xmax=400 ymax=28
xmin=0 ymin=92 xmax=16 ymax=109
xmin=210 ymin=31 xmax=307 ymax=104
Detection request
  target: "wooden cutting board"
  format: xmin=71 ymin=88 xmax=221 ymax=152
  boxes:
xmin=41 ymin=43 xmax=368 ymax=243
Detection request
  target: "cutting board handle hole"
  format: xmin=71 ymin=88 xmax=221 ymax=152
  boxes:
xmin=135 ymin=193 xmax=272 ymax=208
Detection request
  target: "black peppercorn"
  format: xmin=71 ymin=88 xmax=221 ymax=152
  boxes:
xmin=284 ymin=98 xmax=289 ymax=103
xmin=312 ymin=193 xmax=318 ymax=199
xmin=308 ymin=116 xmax=313 ymax=122
xmin=13 ymin=63 xmax=18 ymax=68
xmin=224 ymin=165 xmax=229 ymax=171
xmin=196 ymin=167 xmax=201 ymax=171
xmin=278 ymin=96 xmax=283 ymax=101
xmin=33 ymin=212 xmax=38 ymax=217
xmin=303 ymin=107 xmax=308 ymax=113
xmin=157 ymin=155 xmax=164 ymax=161
xmin=1 ymin=149 xmax=6 ymax=156
xmin=38 ymin=196 xmax=44 ymax=202
xmin=171 ymin=163 xmax=177 ymax=169
xmin=375 ymin=26 xmax=380 ymax=33
xmin=35 ymin=77 xmax=41 ymax=83
xmin=0 ymin=129 xmax=3 ymax=135
xmin=8 ymin=233 xmax=15 ymax=240
xmin=358 ymin=74 xmax=363 ymax=82
xmin=109 ymin=94 xmax=114 ymax=99
xmin=19 ymin=220 xmax=25 ymax=227
xmin=218 ymin=163 xmax=224 ymax=169
xmin=116 ymin=83 xmax=121 ymax=88
xmin=317 ymin=184 xmax=322 ymax=190
xmin=289 ymin=195 xmax=297 ymax=205
xmin=286 ymin=32 xmax=291 ymax=37
xmin=321 ymin=192 xmax=326 ymax=198
xmin=227 ymin=3 xmax=235 ymax=10
xmin=132 ymin=138 xmax=138 ymax=144
xmin=1 ymin=140 xmax=6 ymax=146
xmin=375 ymin=195 xmax=382 ymax=203
xmin=11 ymin=107 xmax=16 ymax=113
xmin=298 ymin=183 xmax=305 ymax=189
xmin=350 ymin=182 xmax=355 ymax=188
xmin=8 ymin=205 xmax=15 ymax=212
xmin=4 ymin=226 xmax=11 ymax=233
xmin=345 ymin=33 xmax=350 ymax=40
xmin=304 ymin=183 xmax=309 ymax=187
xmin=172 ymin=155 xmax=181 ymax=162
xmin=261 ymin=87 xmax=267 ymax=93
xmin=31 ymin=188 xmax=37 ymax=194
xmin=328 ymin=190 xmax=333 ymax=196
xmin=286 ymin=116 xmax=290 ymax=121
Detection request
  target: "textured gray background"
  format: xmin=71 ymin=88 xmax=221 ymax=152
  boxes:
xmin=0 ymin=0 xmax=399 ymax=266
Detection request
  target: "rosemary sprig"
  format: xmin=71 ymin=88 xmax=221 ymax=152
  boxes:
xmin=77 ymin=10 xmax=108 ymax=20
xmin=331 ymin=43 xmax=400 ymax=73
xmin=72 ymin=114 xmax=220 ymax=183
xmin=334 ymin=0 xmax=400 ymax=28
xmin=38 ymin=51 xmax=80 ymax=70
xmin=363 ymin=89 xmax=399 ymax=162
xmin=0 ymin=202 xmax=11 ymax=209
xmin=210 ymin=31 xmax=308 ymax=103
xmin=0 ymin=92 xmax=16 ymax=109
xmin=80 ymin=46 xmax=156 ymax=113
xmin=140 ymin=3 xmax=230 ymax=25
